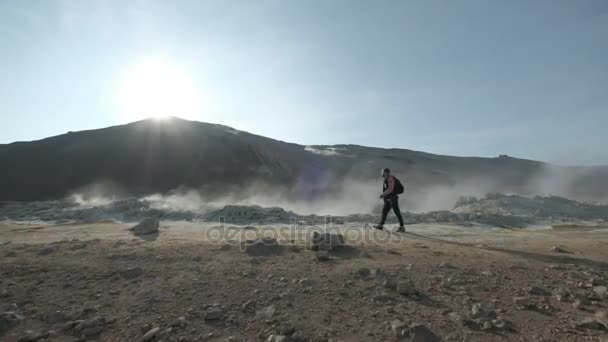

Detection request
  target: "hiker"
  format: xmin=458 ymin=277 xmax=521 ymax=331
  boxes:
xmin=374 ymin=168 xmax=405 ymax=232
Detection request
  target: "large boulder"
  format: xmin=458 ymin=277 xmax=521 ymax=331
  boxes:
xmin=129 ymin=218 xmax=159 ymax=235
xmin=310 ymin=231 xmax=345 ymax=251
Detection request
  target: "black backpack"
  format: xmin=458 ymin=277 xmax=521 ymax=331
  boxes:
xmin=393 ymin=176 xmax=405 ymax=194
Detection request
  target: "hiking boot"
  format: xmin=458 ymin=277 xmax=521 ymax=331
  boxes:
xmin=373 ymin=224 xmax=384 ymax=230
xmin=396 ymin=226 xmax=406 ymax=233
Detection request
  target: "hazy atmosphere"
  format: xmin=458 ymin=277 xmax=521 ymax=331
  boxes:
xmin=3 ymin=2 xmax=608 ymax=342
xmin=1 ymin=0 xmax=607 ymax=165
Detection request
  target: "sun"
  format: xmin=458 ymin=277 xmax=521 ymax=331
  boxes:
xmin=117 ymin=60 xmax=201 ymax=122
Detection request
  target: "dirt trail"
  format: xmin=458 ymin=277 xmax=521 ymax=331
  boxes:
xmin=1 ymin=222 xmax=608 ymax=341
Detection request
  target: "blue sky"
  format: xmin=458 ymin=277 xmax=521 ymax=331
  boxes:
xmin=1 ymin=0 xmax=606 ymax=165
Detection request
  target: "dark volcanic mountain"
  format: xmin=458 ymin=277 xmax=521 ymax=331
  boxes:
xmin=1 ymin=117 xmax=607 ymax=207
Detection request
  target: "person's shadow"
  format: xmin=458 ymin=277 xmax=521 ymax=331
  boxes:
xmin=402 ymin=231 xmax=608 ymax=271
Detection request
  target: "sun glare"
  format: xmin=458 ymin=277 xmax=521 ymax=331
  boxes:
xmin=117 ymin=60 xmax=201 ymax=122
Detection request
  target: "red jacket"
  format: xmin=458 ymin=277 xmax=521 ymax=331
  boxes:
xmin=382 ymin=175 xmax=396 ymax=197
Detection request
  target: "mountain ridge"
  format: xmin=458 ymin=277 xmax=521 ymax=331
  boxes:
xmin=1 ymin=117 xmax=607 ymax=206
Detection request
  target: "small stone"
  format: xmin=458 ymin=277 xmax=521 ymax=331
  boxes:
xmin=396 ymin=280 xmax=417 ymax=296
xmin=528 ymin=286 xmax=549 ymax=296
xmin=409 ymin=324 xmax=440 ymax=342
xmin=277 ymin=321 xmax=296 ymax=335
xmin=241 ymin=300 xmax=255 ymax=312
xmin=553 ymin=288 xmax=569 ymax=302
xmin=573 ymin=297 xmax=590 ymax=309
xmin=576 ymin=317 xmax=604 ymax=330
xmin=37 ymin=247 xmax=54 ymax=256
xmin=17 ymin=330 xmax=48 ymax=342
xmin=47 ymin=311 xmax=68 ymax=324
xmin=74 ymin=317 xmax=105 ymax=337
xmin=257 ymin=305 xmax=277 ymax=319
xmin=120 ymin=267 xmax=143 ymax=279
xmin=204 ymin=308 xmax=224 ymax=321
xmin=356 ymin=267 xmax=371 ymax=279
xmin=471 ymin=303 xmax=496 ymax=319
xmin=245 ymin=238 xmax=282 ymax=256
xmin=315 ymin=250 xmax=330 ymax=261
xmin=310 ymin=231 xmax=345 ymax=251
xmin=593 ymin=286 xmax=607 ymax=300
xmin=298 ymin=278 xmax=312 ymax=286
xmin=142 ymin=327 xmax=160 ymax=341
xmin=241 ymin=269 xmax=255 ymax=277
xmin=512 ymin=296 xmax=527 ymax=306
xmin=266 ymin=335 xmax=288 ymax=342
xmin=550 ymin=245 xmax=569 ymax=253
xmin=390 ymin=319 xmax=406 ymax=336
xmin=448 ymin=312 xmax=464 ymax=324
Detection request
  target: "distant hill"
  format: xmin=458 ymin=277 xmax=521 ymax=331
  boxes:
xmin=1 ymin=117 xmax=607 ymax=208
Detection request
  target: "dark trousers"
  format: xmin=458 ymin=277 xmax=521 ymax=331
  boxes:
xmin=380 ymin=194 xmax=404 ymax=226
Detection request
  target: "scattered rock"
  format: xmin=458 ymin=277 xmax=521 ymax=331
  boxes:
xmin=17 ymin=330 xmax=48 ymax=342
xmin=277 ymin=321 xmax=296 ymax=335
xmin=204 ymin=308 xmax=224 ymax=321
xmin=218 ymin=244 xmax=231 ymax=251
xmin=315 ymin=250 xmax=330 ymax=261
xmin=241 ymin=269 xmax=256 ymax=277
xmin=142 ymin=327 xmax=160 ymax=341
xmin=245 ymin=238 xmax=282 ymax=257
xmin=37 ymin=246 xmax=55 ymax=256
xmin=513 ymin=296 xmax=528 ymax=307
xmin=370 ymin=269 xmax=389 ymax=286
xmin=527 ymin=286 xmax=549 ymax=296
xmin=0 ymin=311 xmax=24 ymax=335
xmin=576 ymin=311 xmax=608 ymax=330
xmin=549 ymin=245 xmax=569 ymax=253
xmin=573 ymin=296 xmax=590 ymax=309
xmin=408 ymin=324 xmax=440 ymax=342
xmin=310 ymin=231 xmax=345 ymax=251
xmin=241 ymin=300 xmax=256 ymax=312
xmin=169 ymin=317 xmax=187 ymax=329
xmin=120 ymin=267 xmax=143 ymax=279
xmin=471 ymin=303 xmax=497 ymax=320
xmin=47 ymin=311 xmax=68 ymax=324
xmin=390 ymin=319 xmax=407 ymax=337
xmin=448 ymin=312 xmax=465 ymax=324
xmin=553 ymin=288 xmax=570 ymax=302
xmin=298 ymin=278 xmax=312 ymax=286
xmin=129 ymin=218 xmax=160 ymax=235
xmin=397 ymin=280 xmax=417 ymax=296
xmin=355 ymin=267 xmax=371 ymax=279
xmin=5 ymin=251 xmax=17 ymax=257
xmin=73 ymin=317 xmax=105 ymax=337
xmin=69 ymin=243 xmax=88 ymax=250
xmin=593 ymin=286 xmax=607 ymax=300
xmin=257 ymin=305 xmax=277 ymax=319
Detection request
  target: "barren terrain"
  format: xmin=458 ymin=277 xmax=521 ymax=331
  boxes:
xmin=1 ymin=221 xmax=608 ymax=341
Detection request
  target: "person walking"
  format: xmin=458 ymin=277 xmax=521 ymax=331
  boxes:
xmin=374 ymin=168 xmax=405 ymax=232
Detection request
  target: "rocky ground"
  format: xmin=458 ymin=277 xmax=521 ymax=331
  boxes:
xmin=1 ymin=221 xmax=608 ymax=341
